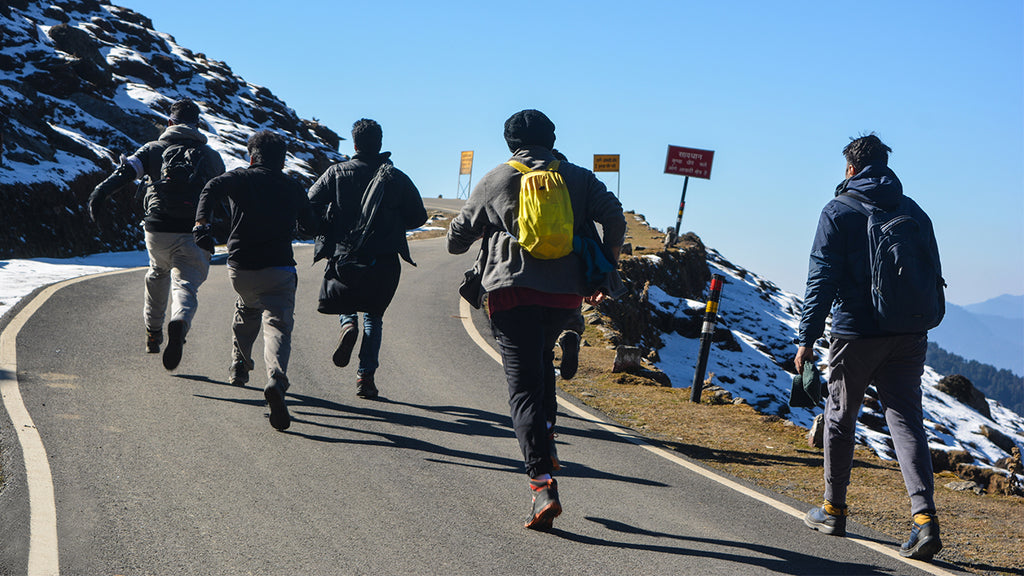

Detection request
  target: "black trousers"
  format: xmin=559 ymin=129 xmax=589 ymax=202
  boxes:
xmin=490 ymin=305 xmax=577 ymax=478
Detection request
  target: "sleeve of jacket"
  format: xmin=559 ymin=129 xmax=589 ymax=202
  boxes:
xmin=204 ymin=146 xmax=226 ymax=181
xmin=585 ymin=171 xmax=626 ymax=255
xmin=447 ymin=178 xmax=491 ymax=255
xmin=294 ymin=180 xmax=318 ymax=239
xmin=397 ymin=171 xmax=428 ymax=230
xmin=196 ymin=171 xmax=231 ymax=223
xmin=797 ymin=207 xmax=842 ymax=347
xmin=307 ymin=168 xmax=335 ymax=218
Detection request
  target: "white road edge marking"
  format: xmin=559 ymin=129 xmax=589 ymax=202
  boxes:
xmin=458 ymin=298 xmax=959 ymax=576
xmin=0 ymin=269 xmax=134 ymax=576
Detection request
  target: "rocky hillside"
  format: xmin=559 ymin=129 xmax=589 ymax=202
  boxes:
xmin=0 ymin=0 xmax=346 ymax=259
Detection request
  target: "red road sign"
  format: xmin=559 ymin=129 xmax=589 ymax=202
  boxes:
xmin=665 ymin=145 xmax=714 ymax=179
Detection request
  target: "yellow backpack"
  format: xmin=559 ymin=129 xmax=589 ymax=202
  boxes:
xmin=507 ymin=159 xmax=574 ymax=259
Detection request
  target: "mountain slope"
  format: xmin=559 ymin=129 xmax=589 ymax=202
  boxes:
xmin=623 ymin=228 xmax=1024 ymax=472
xmin=0 ymin=0 xmax=345 ymax=259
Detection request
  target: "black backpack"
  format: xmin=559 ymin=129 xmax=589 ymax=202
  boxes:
xmin=143 ymin=142 xmax=207 ymax=220
xmin=835 ymin=192 xmax=946 ymax=333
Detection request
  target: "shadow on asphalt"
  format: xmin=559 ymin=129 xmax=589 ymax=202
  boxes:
xmin=187 ymin=377 xmax=667 ymax=488
xmin=540 ymin=516 xmax=892 ymax=576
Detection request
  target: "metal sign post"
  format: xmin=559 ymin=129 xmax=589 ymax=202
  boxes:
xmin=593 ymin=154 xmax=620 ymax=198
xmin=664 ymin=145 xmax=714 ymax=235
xmin=457 ymin=150 xmax=474 ymax=199
xmin=690 ymin=274 xmax=726 ymax=402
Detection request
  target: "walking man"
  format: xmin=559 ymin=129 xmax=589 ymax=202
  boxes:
xmin=194 ymin=130 xmax=316 ymax=431
xmin=447 ymin=110 xmax=625 ymax=531
xmin=796 ymin=134 xmax=945 ymax=560
xmin=87 ymin=98 xmax=225 ymax=370
xmin=308 ymin=119 xmax=427 ymax=399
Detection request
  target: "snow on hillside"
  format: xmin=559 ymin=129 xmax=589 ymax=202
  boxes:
xmin=653 ymin=247 xmax=1024 ymax=470
xmin=0 ymin=1 xmax=346 ymax=260
xmin=0 ymin=1 xmax=343 ymax=187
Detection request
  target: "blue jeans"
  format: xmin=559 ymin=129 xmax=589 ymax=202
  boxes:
xmin=340 ymin=312 xmax=383 ymax=377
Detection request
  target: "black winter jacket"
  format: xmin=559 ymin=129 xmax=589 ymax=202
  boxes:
xmin=307 ymin=151 xmax=427 ymax=265
xmin=196 ymin=163 xmax=316 ymax=270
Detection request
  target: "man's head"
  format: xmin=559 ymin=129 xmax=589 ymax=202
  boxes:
xmin=168 ymin=98 xmax=201 ymax=126
xmin=504 ymin=109 xmax=555 ymax=152
xmin=352 ymin=119 xmax=382 ymax=154
xmin=247 ymin=130 xmax=287 ymax=170
xmin=843 ymin=133 xmax=891 ymax=176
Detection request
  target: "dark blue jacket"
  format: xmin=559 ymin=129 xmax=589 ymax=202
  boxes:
xmin=798 ymin=165 xmax=911 ymax=346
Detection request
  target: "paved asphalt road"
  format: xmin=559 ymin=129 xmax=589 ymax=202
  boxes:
xmin=0 ymin=230 xmax=964 ymax=574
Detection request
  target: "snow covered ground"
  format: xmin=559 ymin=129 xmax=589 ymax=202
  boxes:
xmin=653 ymin=248 xmax=1024 ymax=470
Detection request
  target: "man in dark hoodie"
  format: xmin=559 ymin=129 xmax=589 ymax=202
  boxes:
xmin=796 ymin=134 xmax=943 ymax=561
xmin=88 ymin=98 xmax=225 ymax=370
xmin=194 ymin=130 xmax=316 ymax=431
xmin=308 ymin=119 xmax=427 ymax=400
xmin=447 ymin=110 xmax=625 ymax=531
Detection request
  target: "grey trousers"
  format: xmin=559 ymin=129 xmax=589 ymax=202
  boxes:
xmin=228 ymin=267 xmax=297 ymax=390
xmin=144 ymin=230 xmax=211 ymax=335
xmin=824 ymin=334 xmax=936 ymax=516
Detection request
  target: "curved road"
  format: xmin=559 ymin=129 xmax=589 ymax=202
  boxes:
xmin=0 ymin=232 xmax=964 ymax=574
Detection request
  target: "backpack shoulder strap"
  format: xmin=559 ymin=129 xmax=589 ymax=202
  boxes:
xmin=506 ymin=160 xmax=531 ymax=174
xmin=834 ymin=192 xmax=874 ymax=217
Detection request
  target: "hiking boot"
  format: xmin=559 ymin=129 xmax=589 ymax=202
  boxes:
xmin=146 ymin=329 xmax=162 ymax=354
xmin=900 ymin=514 xmax=942 ymax=561
xmin=525 ymin=478 xmax=562 ymax=531
xmin=558 ymin=331 xmax=580 ymax=380
xmin=549 ymin=432 xmax=562 ymax=471
xmin=356 ymin=374 xmax=378 ymax=399
xmin=332 ymin=322 xmax=358 ymax=367
xmin=162 ymin=320 xmax=185 ymax=370
xmin=264 ymin=380 xmax=291 ymax=431
xmin=229 ymin=360 xmax=250 ymax=387
xmin=804 ymin=501 xmax=847 ymax=536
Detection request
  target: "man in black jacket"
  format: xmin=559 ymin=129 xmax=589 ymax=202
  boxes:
xmin=87 ymin=98 xmax=225 ymax=370
xmin=195 ymin=130 xmax=316 ymax=431
xmin=308 ymin=119 xmax=427 ymax=399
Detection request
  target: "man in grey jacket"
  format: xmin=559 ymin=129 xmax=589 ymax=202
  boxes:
xmin=88 ymin=98 xmax=225 ymax=370
xmin=447 ymin=109 xmax=625 ymax=531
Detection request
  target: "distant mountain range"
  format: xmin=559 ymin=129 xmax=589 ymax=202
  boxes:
xmin=930 ymin=295 xmax=1024 ymax=377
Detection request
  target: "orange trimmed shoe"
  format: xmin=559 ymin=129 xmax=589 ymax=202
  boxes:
xmin=525 ymin=478 xmax=562 ymax=531
xmin=804 ymin=501 xmax=848 ymax=536
xmin=900 ymin=513 xmax=942 ymax=561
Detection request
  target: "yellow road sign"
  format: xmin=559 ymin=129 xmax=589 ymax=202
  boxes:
xmin=460 ymin=151 xmax=474 ymax=175
xmin=593 ymin=154 xmax=620 ymax=172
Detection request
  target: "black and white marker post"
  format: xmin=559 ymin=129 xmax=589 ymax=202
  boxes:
xmin=690 ymin=273 xmax=725 ymax=402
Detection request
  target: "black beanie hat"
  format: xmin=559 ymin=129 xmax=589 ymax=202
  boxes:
xmin=504 ymin=109 xmax=556 ymax=152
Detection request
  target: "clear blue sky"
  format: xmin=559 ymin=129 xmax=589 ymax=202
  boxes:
xmin=117 ymin=0 xmax=1023 ymax=305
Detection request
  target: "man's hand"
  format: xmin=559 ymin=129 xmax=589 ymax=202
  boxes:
xmin=585 ymin=292 xmax=608 ymax=305
xmin=193 ymin=223 xmax=214 ymax=253
xmin=794 ymin=345 xmax=816 ymax=373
